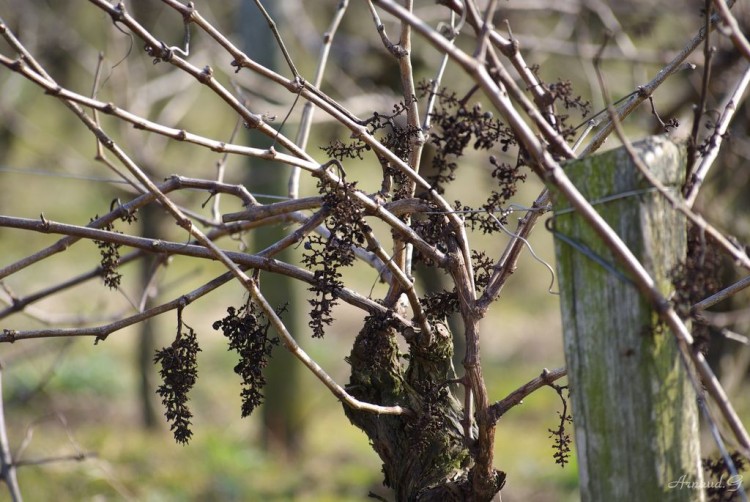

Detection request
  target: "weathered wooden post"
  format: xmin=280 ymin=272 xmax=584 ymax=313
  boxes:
xmin=553 ymin=136 xmax=704 ymax=501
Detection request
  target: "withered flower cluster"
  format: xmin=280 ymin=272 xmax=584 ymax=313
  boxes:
xmin=303 ymin=178 xmax=369 ymax=338
xmin=547 ymin=384 xmax=573 ymax=468
xmin=154 ymin=315 xmax=201 ymax=444
xmin=670 ymin=224 xmax=723 ymax=351
xmin=212 ymin=302 xmax=281 ymax=417
xmin=91 ymin=206 xmax=139 ymax=290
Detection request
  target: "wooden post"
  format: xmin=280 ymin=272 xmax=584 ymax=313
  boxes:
xmin=553 ymin=136 xmax=704 ymax=501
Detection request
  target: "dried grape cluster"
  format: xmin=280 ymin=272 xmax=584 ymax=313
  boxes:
xmin=548 ymin=383 xmax=573 ymax=467
xmin=154 ymin=312 xmax=201 ymax=444
xmin=417 ymin=81 xmax=517 ymax=195
xmin=546 ymin=78 xmax=592 ymax=139
xmin=91 ymin=205 xmax=138 ymax=290
xmin=420 ymin=288 xmax=459 ymax=322
xmin=321 ymin=102 xmax=415 ymax=164
xmin=670 ymin=224 xmax=723 ymax=351
xmin=416 ymin=81 xmax=530 ymax=236
xmin=93 ymin=222 xmax=122 ymax=290
xmin=302 ymin=178 xmax=369 ymax=338
xmin=702 ymin=452 xmax=747 ymax=501
xmin=212 ymin=302 xmax=281 ymax=418
xmin=321 ymin=138 xmax=371 ymax=161
xmin=321 ymin=102 xmax=420 ymax=201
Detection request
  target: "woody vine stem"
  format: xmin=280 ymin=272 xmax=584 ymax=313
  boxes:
xmin=0 ymin=1 xmax=749 ymax=499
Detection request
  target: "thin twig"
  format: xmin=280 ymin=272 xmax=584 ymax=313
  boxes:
xmin=511 ymin=33 xmax=670 ymax=62
xmin=685 ymin=63 xmax=750 ymax=207
xmin=212 ymin=118 xmax=243 ymax=222
xmin=579 ymin=1 xmax=735 ymax=156
xmin=585 ymin=0 xmax=638 ymax=58
xmin=391 ymin=0 xmax=428 ymax=291
xmin=686 ymin=0 xmax=714 ymax=180
xmin=91 ymin=51 xmax=107 ymax=161
xmin=368 ymin=0 xmax=430 ymax=305
xmin=0 ymin=176 xmax=249 ymax=281
xmin=252 ymin=0 xmax=300 ymax=79
xmin=477 ymin=191 xmax=551 ymax=312
xmin=488 ymin=367 xmax=567 ymax=422
xmin=693 ymin=275 xmax=750 ymax=313
xmin=13 ymin=452 xmax=96 ymax=467
xmin=256 ymin=210 xmax=328 ymax=259
xmin=422 ymin=10 xmax=458 ymax=132
xmin=0 ymin=55 xmax=320 ymax=174
xmin=222 ymin=196 xmax=322 ymax=223
xmin=714 ymin=328 xmax=750 ymax=346
xmin=0 ymin=251 xmax=141 ymax=320
xmin=701 ymin=307 xmax=750 ymax=328
xmin=473 ymin=0 xmax=499 ymax=63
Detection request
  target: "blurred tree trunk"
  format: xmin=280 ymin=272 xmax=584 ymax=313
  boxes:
xmin=239 ymin=2 xmax=303 ymax=457
xmin=130 ymin=0 xmax=163 ymax=433
xmin=137 ymin=204 xmax=160 ymax=429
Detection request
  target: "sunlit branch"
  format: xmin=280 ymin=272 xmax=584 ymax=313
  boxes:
xmin=0 ymin=215 xmax=407 ymax=334
xmin=685 ymin=63 xmax=750 ymax=207
xmin=488 ymin=367 xmax=567 ymax=422
xmin=0 ymin=54 xmax=320 ymax=174
xmin=712 ymin=0 xmax=750 ymax=62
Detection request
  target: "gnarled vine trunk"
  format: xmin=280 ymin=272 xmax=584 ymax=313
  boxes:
xmin=344 ymin=319 xmax=503 ymax=501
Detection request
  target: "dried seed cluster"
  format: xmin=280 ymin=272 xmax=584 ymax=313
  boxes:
xmin=212 ymin=302 xmax=281 ymax=417
xmin=154 ymin=316 xmax=201 ymax=444
xmin=302 ymin=178 xmax=369 ymax=338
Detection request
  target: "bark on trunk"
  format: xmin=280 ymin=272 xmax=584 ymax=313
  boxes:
xmin=344 ymin=318 xmax=503 ymax=501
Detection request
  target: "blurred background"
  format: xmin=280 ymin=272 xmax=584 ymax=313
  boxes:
xmin=0 ymin=1 xmax=748 ymax=500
